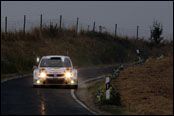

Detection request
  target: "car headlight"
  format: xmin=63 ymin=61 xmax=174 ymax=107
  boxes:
xmin=39 ymin=72 xmax=47 ymax=78
xmin=71 ymin=80 xmax=74 ymax=84
xmin=65 ymin=72 xmax=72 ymax=78
xmin=37 ymin=80 xmax=41 ymax=84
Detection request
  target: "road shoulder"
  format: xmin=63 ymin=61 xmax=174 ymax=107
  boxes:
xmin=74 ymin=76 xmax=112 ymax=115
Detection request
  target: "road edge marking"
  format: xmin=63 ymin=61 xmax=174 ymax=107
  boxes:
xmin=71 ymin=75 xmax=106 ymax=115
xmin=71 ymin=89 xmax=99 ymax=115
xmin=82 ymin=75 xmax=106 ymax=84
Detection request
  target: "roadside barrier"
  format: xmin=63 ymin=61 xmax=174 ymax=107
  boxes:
xmin=94 ymin=89 xmax=105 ymax=104
xmin=94 ymin=55 xmax=163 ymax=104
xmin=156 ymin=54 xmax=164 ymax=60
xmin=94 ymin=64 xmax=126 ymax=104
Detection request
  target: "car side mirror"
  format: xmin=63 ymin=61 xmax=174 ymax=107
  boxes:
xmin=33 ymin=65 xmax=38 ymax=70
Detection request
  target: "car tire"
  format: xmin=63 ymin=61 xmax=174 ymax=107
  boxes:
xmin=33 ymin=85 xmax=37 ymax=88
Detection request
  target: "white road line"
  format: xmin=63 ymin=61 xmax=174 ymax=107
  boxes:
xmin=71 ymin=89 xmax=99 ymax=115
xmin=70 ymin=75 xmax=106 ymax=115
xmin=83 ymin=75 xmax=106 ymax=84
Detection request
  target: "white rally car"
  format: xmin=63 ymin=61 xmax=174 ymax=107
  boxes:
xmin=33 ymin=55 xmax=78 ymax=89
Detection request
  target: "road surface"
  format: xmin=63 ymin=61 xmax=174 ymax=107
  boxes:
xmin=1 ymin=66 xmax=115 ymax=115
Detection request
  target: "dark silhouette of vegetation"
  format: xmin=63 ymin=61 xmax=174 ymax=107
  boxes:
xmin=149 ymin=20 xmax=163 ymax=44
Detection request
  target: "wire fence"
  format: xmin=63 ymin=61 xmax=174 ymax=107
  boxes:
xmin=1 ymin=14 xmax=173 ymax=40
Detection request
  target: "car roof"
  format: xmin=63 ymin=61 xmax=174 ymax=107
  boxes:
xmin=41 ymin=55 xmax=70 ymax=59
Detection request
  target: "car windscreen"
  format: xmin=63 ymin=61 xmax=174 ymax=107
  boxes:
xmin=39 ymin=58 xmax=71 ymax=67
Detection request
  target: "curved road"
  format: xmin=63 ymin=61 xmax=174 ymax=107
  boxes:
xmin=1 ymin=66 xmax=115 ymax=115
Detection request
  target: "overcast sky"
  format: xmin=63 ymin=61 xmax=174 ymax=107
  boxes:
xmin=1 ymin=1 xmax=173 ymax=39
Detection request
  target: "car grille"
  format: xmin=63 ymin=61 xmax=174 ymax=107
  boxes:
xmin=47 ymin=74 xmax=64 ymax=77
xmin=44 ymin=78 xmax=67 ymax=84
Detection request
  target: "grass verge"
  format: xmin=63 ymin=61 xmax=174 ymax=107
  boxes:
xmin=75 ymin=55 xmax=173 ymax=115
xmin=75 ymin=77 xmax=137 ymax=115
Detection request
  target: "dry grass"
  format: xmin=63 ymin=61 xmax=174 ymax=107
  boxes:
xmin=75 ymin=73 xmax=138 ymax=115
xmin=75 ymin=56 xmax=173 ymax=115
xmin=112 ymin=56 xmax=173 ymax=115
xmin=1 ymin=26 xmax=173 ymax=77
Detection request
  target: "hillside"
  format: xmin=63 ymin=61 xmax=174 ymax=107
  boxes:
xmin=111 ymin=56 xmax=173 ymax=114
xmin=1 ymin=26 xmax=173 ymax=77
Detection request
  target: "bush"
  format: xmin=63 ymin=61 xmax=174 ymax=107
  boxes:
xmin=1 ymin=60 xmax=18 ymax=74
xmin=149 ymin=20 xmax=163 ymax=44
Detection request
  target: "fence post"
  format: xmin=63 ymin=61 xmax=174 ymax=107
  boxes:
xmin=87 ymin=25 xmax=90 ymax=32
xmin=23 ymin=15 xmax=26 ymax=34
xmin=137 ymin=25 xmax=139 ymax=40
xmin=5 ymin=16 xmax=7 ymax=34
xmin=115 ymin=24 xmax=117 ymax=38
xmin=93 ymin=21 xmax=95 ymax=32
xmin=99 ymin=25 xmax=103 ymax=33
xmin=40 ymin=14 xmax=42 ymax=30
xmin=76 ymin=17 xmax=79 ymax=34
xmin=59 ymin=15 xmax=62 ymax=31
xmin=106 ymin=77 xmax=110 ymax=100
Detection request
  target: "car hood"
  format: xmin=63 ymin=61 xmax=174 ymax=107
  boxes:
xmin=38 ymin=67 xmax=72 ymax=74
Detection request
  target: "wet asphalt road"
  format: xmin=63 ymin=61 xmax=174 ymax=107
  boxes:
xmin=1 ymin=66 xmax=115 ymax=115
